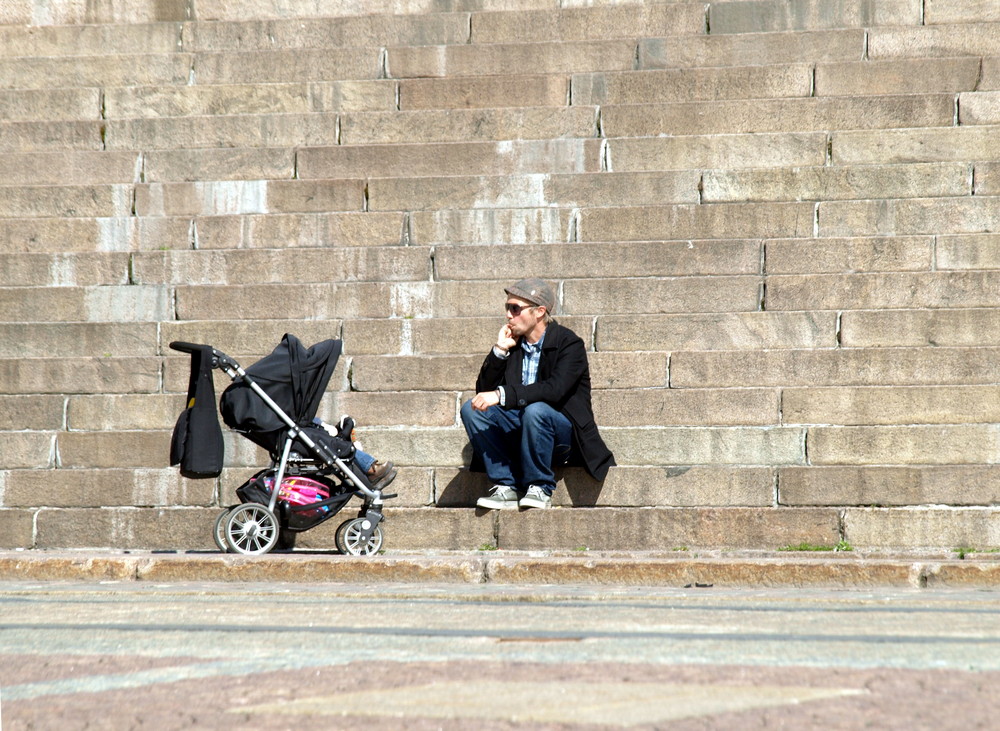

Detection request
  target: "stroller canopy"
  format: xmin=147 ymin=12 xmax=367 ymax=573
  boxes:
xmin=221 ymin=334 xmax=342 ymax=437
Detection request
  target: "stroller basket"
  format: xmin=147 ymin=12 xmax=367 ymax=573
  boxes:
xmin=169 ymin=334 xmax=395 ymax=556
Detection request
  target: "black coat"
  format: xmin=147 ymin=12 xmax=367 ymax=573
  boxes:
xmin=474 ymin=321 xmax=615 ymax=481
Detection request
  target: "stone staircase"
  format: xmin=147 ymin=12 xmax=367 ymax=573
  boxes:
xmin=3 ymin=0 xmax=1000 ymax=554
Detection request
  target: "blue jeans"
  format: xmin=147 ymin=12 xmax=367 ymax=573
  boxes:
xmin=354 ymin=449 xmax=375 ymax=473
xmin=460 ymin=400 xmax=573 ymax=494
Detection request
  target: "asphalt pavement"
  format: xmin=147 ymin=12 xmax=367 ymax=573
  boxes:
xmin=2 ymin=549 xmax=1000 ymax=728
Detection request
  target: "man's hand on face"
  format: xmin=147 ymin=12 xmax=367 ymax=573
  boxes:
xmin=497 ymin=324 xmax=518 ymax=352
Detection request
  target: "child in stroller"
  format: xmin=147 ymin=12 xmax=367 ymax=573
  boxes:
xmin=169 ymin=333 xmax=397 ymax=556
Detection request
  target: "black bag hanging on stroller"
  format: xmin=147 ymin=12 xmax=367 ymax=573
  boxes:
xmin=169 ymin=343 xmax=225 ymax=479
xmin=170 ymin=334 xmax=395 ymax=556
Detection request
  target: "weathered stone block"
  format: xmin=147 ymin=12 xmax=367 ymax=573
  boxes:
xmin=0 ymin=120 xmax=103 ymax=152
xmin=375 ymin=507 xmax=495 ymax=551
xmin=671 ymin=347 xmax=1000 ymax=388
xmin=162 ymin=321 xmax=342 ymax=362
xmin=638 ymin=29 xmax=863 ymax=69
xmin=840 ymin=309 xmax=1000 ymax=347
xmin=0 ymin=508 xmax=34 ymax=548
xmin=142 ymin=148 xmax=295 ymax=182
xmin=708 ymin=0 xmax=921 ymax=34
xmin=0 ymin=53 xmax=191 ymax=90
xmin=0 ymin=21 xmax=181 ymax=57
xmin=388 ymin=40 xmax=635 ymax=78
xmin=347 ymin=427 xmax=470 ymax=468
xmin=0 ymin=88 xmax=100 ymax=122
xmin=437 ymin=240 xmax=760 ymax=283
xmin=134 ymin=180 xmax=365 ymax=216
xmin=593 ymin=388 xmax=778 ymax=426
xmin=194 ymin=48 xmax=380 ymax=84
xmin=704 ymin=163 xmax=969 ymax=203
xmin=780 ymin=465 xmax=1000 ymax=506
xmin=400 ymin=75 xmax=567 ymax=110
xmin=67 ymin=394 xmax=178 ymax=431
xmin=105 ymin=83 xmax=310 ymax=119
xmin=843 ymin=507 xmax=1000 ymax=549
xmin=809 ymin=425 xmax=1000 ymax=465
xmin=134 ymin=246 xmax=429 ymax=285
xmin=350 ymin=355 xmax=482 ymax=392
xmin=0 ymin=184 xmax=132 ymax=218
xmin=766 ymin=236 xmax=933 ymax=273
xmin=193 ymin=212 xmax=406 ymax=249
xmin=473 ymin=4 xmax=705 ymax=44
xmin=0 ymin=395 xmax=64 ymax=430
xmin=497 ymin=507 xmax=839 ymax=550
xmin=602 ymin=94 xmax=954 ymax=137
xmin=0 ymin=433 xmax=54 ymax=469
xmin=58 ymin=431 xmax=170 ymax=469
xmin=1 ymin=151 xmax=140 ymax=186
xmin=937 ymin=233 xmax=1000 ymax=270
xmin=832 ymin=127 xmax=1000 ymax=165
xmin=603 ymin=426 xmax=805 ymax=466
xmin=322 ymin=391 xmax=458 ymax=427
xmin=175 ymin=282 xmax=394 ymax=320
xmin=105 ymin=114 xmax=343 ymax=150
xmin=783 ymin=385 xmax=1000 ymax=425
xmin=819 ymin=196 xmax=1000 ymax=237
xmin=815 ymin=57 xmax=980 ymax=96
xmin=298 ymin=139 xmax=602 ymax=179
xmin=1 ymin=468 xmax=213 ymax=508
xmin=0 ymin=322 xmax=156 ymax=358
xmin=767 ymin=271 xmax=1000 ymax=311
xmin=958 ymin=91 xmax=1000 ymax=126
xmin=869 ymin=24 xmax=1000 ymax=59
xmin=596 ymin=312 xmax=836 ymax=351
xmin=0 ymin=357 xmax=160 ymax=395
xmin=369 ymin=171 xmax=699 ymax=211
xmin=184 ymin=14 xmax=469 ymax=51
xmin=582 ymin=203 xmax=815 ymax=242
xmin=35 ymin=507 xmax=216 ymax=550
xmin=410 ymin=207 xmax=573 ymax=244
xmin=925 ymin=0 xmax=1000 ymax=25
xmin=0 ymin=253 xmax=130 ymax=287
xmin=572 ymin=64 xmax=812 ymax=105
xmin=339 ymin=107 xmax=598 ymax=145
xmin=974 ymin=163 xmax=1000 ymax=195
xmin=563 ymin=276 xmax=762 ymax=315
xmin=299 ymin=140 xmax=603 ymax=179
xmin=609 ymin=134 xmax=827 ymax=172
xmin=403 ymin=316 xmax=593 ymax=355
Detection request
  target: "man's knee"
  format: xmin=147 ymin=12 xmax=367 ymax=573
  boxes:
xmin=460 ymin=398 xmax=478 ymax=427
xmin=522 ymin=401 xmax=559 ymax=427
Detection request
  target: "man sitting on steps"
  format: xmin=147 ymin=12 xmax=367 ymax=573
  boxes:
xmin=461 ymin=277 xmax=615 ymax=510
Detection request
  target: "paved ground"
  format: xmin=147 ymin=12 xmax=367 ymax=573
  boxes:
xmin=2 ymin=580 xmax=999 ymax=729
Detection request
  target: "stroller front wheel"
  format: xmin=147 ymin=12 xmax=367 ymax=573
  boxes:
xmin=224 ymin=502 xmax=280 ymax=555
xmin=335 ymin=517 xmax=383 ymax=556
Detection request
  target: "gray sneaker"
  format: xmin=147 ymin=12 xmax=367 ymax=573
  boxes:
xmin=477 ymin=485 xmax=520 ymax=510
xmin=519 ymin=485 xmax=551 ymax=509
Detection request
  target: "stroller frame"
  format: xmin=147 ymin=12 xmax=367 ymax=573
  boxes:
xmin=170 ymin=340 xmax=394 ymax=555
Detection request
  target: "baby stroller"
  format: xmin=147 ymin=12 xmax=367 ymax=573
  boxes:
xmin=169 ymin=334 xmax=395 ymax=556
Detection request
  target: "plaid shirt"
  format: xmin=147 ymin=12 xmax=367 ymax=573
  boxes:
xmin=493 ymin=332 xmax=546 ymax=406
xmin=520 ymin=333 xmax=545 ymax=386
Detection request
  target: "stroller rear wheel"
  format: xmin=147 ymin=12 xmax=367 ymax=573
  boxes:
xmin=224 ymin=502 xmax=280 ymax=555
xmin=335 ymin=517 xmax=383 ymax=556
xmin=213 ymin=505 xmax=238 ymax=552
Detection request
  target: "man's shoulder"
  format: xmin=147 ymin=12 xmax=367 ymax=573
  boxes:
xmin=545 ymin=321 xmax=584 ymax=346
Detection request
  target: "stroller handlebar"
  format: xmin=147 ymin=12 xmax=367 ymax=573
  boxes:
xmin=169 ymin=341 xmax=240 ymax=371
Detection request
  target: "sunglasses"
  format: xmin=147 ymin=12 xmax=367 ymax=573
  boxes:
xmin=505 ymin=302 xmax=536 ymax=316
